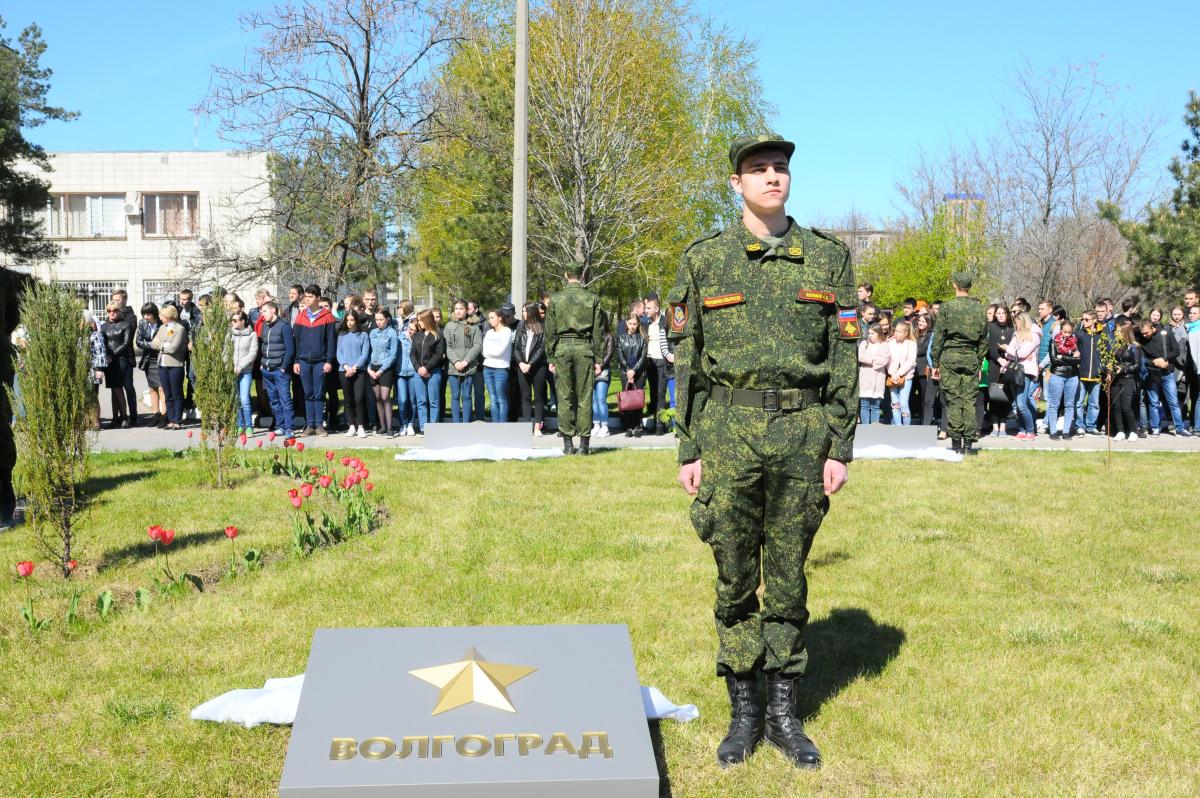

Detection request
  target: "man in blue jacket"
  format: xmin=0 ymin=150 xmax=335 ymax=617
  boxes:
xmin=258 ymin=301 xmax=295 ymax=439
xmin=292 ymin=284 xmax=338 ymax=436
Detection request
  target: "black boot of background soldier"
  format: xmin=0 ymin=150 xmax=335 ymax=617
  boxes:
xmin=717 ymin=673 xmax=764 ymax=768
xmin=764 ymin=674 xmax=821 ymax=769
xmin=578 ymin=436 xmax=590 ymax=456
xmin=562 ymin=436 xmax=575 ymax=455
xmin=950 ymin=436 xmax=962 ymax=454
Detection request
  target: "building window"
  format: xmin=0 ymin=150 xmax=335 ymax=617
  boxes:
xmin=60 ymin=280 xmax=128 ymax=313
xmin=143 ymin=280 xmax=184 ymax=308
xmin=33 ymin=195 xmax=126 ymax=239
xmin=142 ymin=193 xmax=199 ymax=238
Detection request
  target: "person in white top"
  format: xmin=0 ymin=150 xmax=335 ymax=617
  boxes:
xmin=644 ymin=296 xmax=669 ymax=434
xmin=887 ymin=321 xmax=917 ymax=425
xmin=482 ymin=309 xmax=515 ymax=422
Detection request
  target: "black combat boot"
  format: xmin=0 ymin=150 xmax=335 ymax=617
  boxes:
xmin=578 ymin=436 xmax=590 ymax=456
xmin=562 ymin=436 xmax=575 ymax=455
xmin=961 ymin=438 xmax=978 ymax=456
xmin=764 ymin=673 xmax=821 ymax=769
xmin=717 ymin=673 xmax=764 ymax=768
xmin=949 ymin=436 xmax=962 ymax=453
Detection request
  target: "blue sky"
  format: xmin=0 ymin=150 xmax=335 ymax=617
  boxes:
xmin=8 ymin=0 xmax=1196 ymax=224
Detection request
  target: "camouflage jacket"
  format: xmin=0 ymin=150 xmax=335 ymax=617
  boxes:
xmin=666 ymin=218 xmax=859 ymax=463
xmin=930 ymin=295 xmax=987 ymax=369
xmin=544 ymin=282 xmax=604 ymax=361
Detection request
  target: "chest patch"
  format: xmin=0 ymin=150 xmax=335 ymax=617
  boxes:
xmin=838 ymin=309 xmax=860 ymax=339
xmin=703 ymin=293 xmax=746 ymax=309
xmin=798 ymin=289 xmax=835 ymax=304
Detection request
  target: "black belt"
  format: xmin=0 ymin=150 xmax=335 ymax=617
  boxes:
xmin=709 ymin=385 xmax=821 ymax=412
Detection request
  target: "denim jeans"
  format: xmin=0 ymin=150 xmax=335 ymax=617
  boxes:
xmin=1015 ymin=378 xmax=1038 ymax=433
xmin=667 ymin=377 xmax=676 ymax=408
xmin=484 ymin=367 xmax=509 ymax=423
xmin=262 ymin=368 xmax=294 ymax=434
xmin=447 ymin=374 xmax=472 ymax=423
xmin=414 ymin=372 xmax=442 ymax=428
xmin=1076 ymin=380 xmax=1101 ymax=432
xmin=592 ymin=379 xmax=610 ymax=426
xmin=1146 ymin=371 xmax=1185 ymax=431
xmin=396 ymin=373 xmax=414 ymax=428
xmin=1045 ymin=374 xmax=1079 ymax=434
xmin=859 ymin=397 xmax=882 ymax=424
xmin=297 ymin=360 xmax=327 ymax=428
xmin=159 ymin=364 xmax=185 ymax=424
xmin=888 ymin=378 xmax=913 ymax=425
xmin=237 ymin=372 xmax=254 ymax=430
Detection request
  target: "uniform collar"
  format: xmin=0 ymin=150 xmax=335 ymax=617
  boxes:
xmin=734 ymin=216 xmax=806 ymax=261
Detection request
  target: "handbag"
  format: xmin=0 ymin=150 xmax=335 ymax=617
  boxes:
xmin=1000 ymin=361 xmax=1026 ymax=392
xmin=617 ymin=380 xmax=646 ymax=413
xmin=886 ymin=375 xmax=907 ymax=389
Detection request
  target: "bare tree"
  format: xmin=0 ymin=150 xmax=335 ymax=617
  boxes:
xmin=200 ymin=0 xmax=463 ymax=291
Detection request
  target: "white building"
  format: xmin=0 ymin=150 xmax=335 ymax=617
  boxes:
xmin=13 ymin=150 xmax=271 ymax=312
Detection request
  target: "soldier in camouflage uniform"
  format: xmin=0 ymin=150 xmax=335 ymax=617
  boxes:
xmin=930 ymin=272 xmax=987 ymax=455
xmin=544 ymin=268 xmax=604 ymax=455
xmin=668 ymin=133 xmax=858 ymax=769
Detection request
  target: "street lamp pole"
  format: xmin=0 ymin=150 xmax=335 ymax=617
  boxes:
xmin=510 ymin=0 xmax=529 ymax=309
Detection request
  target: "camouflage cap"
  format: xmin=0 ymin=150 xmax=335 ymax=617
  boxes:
xmin=952 ymin=271 xmax=973 ymax=291
xmin=729 ymin=133 xmax=795 ymax=171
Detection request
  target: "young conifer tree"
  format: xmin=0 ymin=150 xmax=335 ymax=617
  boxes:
xmin=191 ymin=294 xmax=238 ymax=487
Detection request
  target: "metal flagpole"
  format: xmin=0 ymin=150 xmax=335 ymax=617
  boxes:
xmin=510 ymin=0 xmax=529 ymax=309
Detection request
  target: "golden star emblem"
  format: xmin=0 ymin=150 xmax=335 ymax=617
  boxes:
xmin=409 ymin=648 xmax=537 ymax=716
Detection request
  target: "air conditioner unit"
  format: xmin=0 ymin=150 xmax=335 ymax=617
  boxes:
xmin=198 ymin=237 xmax=212 ymax=249
xmin=124 ymin=202 xmax=141 ymax=216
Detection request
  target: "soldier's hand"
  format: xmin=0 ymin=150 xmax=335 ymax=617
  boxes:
xmin=678 ymin=460 xmax=702 ymax=496
xmin=823 ymin=459 xmax=848 ymax=497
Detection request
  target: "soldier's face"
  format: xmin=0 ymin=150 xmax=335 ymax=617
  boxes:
xmin=731 ymin=152 xmax=790 ymax=212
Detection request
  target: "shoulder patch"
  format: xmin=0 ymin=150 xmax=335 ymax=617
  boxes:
xmin=670 ymin=302 xmax=687 ymax=332
xmin=838 ymin=308 xmax=860 ymax=339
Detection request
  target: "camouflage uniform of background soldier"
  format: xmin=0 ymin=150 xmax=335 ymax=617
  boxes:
xmin=668 ymin=133 xmax=858 ymax=770
xmin=930 ymin=272 xmax=987 ymax=455
xmin=544 ymin=272 xmax=604 ymax=455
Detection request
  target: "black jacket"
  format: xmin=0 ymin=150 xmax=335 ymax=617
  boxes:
xmin=100 ymin=320 xmax=132 ymax=362
xmin=1075 ymin=325 xmax=1111 ymax=381
xmin=1048 ymin=334 xmax=1081 ymax=378
xmin=1114 ymin=343 xmax=1142 ymax=379
xmin=410 ymin=330 xmax=446 ymax=372
xmin=616 ymin=326 xmax=647 ymax=379
xmin=1138 ymin=324 xmax=1180 ymax=374
xmin=259 ymin=317 xmax=295 ymax=371
xmin=136 ymin=319 xmax=161 ymax=369
xmin=512 ymin=324 xmax=546 ymax=368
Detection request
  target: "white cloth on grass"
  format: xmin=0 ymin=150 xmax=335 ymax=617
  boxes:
xmin=192 ymin=676 xmax=696 ymax=727
xmin=853 ymin=444 xmax=963 ymax=462
xmin=394 ymin=445 xmax=562 ymax=462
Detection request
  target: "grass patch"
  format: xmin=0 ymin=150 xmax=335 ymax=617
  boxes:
xmin=0 ymin=449 xmax=1198 ymax=796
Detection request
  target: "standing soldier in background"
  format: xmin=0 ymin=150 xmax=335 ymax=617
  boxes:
xmin=668 ymin=133 xmax=858 ymax=770
xmin=544 ymin=267 xmax=604 ymax=455
xmin=931 ymin=272 xmax=987 ymax=455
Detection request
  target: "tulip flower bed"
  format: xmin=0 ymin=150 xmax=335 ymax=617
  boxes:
xmin=0 ymin=450 xmax=1197 ymax=798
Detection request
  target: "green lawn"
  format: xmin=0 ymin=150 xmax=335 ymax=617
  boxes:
xmin=0 ymin=448 xmax=1197 ymax=797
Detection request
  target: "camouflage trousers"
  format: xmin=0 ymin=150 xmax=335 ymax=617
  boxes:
xmin=551 ymin=343 xmax=595 ymax=438
xmin=940 ymin=354 xmax=981 ymax=444
xmin=689 ymin=400 xmax=830 ymax=677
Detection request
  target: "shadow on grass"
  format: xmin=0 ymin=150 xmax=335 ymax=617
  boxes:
xmin=648 ymin=720 xmax=673 ymax=797
xmin=796 ymin=607 xmax=905 ymax=721
xmin=97 ymin=529 xmax=229 ymax=573
xmin=83 ymin=469 xmax=155 ymax=500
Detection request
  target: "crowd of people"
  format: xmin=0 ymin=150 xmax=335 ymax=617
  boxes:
xmin=47 ymin=285 xmax=687 ymax=440
xmin=13 ymin=281 xmax=1200 ymax=446
xmin=855 ymin=283 xmax=1200 ymax=441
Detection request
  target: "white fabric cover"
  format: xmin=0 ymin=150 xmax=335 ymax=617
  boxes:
xmin=394 ymin=445 xmax=563 ymax=461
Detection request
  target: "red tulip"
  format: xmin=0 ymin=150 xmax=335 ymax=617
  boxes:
xmin=186 ymin=430 xmax=193 ymax=439
xmin=318 ymin=475 xmax=332 ymax=489
xmin=364 ymin=482 xmax=374 ymax=492
xmin=299 ymin=483 xmax=313 ymax=498
xmin=238 ymin=433 xmax=248 ymax=446
xmin=296 ymin=442 xmax=305 ymax=453
xmin=340 ymin=456 xmax=351 ymax=467
xmin=16 ymin=561 xmax=34 ymax=578
xmin=358 ymin=468 xmax=369 ymax=480
xmin=257 ymin=440 xmax=264 ymax=448
xmin=224 ymin=525 xmax=238 ymax=540
xmin=290 ymin=496 xmax=303 ymax=509
xmin=268 ymin=431 xmax=278 ymax=441
xmin=284 ymin=438 xmax=294 ymax=448
xmin=287 ymin=488 xmax=299 ymax=499
xmin=325 ymin=451 xmax=335 ymax=461
xmin=148 ymin=524 xmax=164 ymax=541
xmin=342 ymin=476 xmax=353 ymax=490
xmin=67 ymin=559 xmax=78 ymax=571
xmin=310 ymin=466 xmax=319 ymax=476
xmin=350 ymin=458 xmax=362 ymax=469
xmin=160 ymin=528 xmax=176 ymax=546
